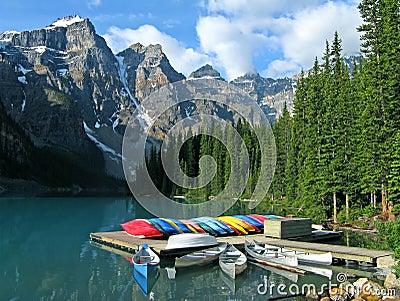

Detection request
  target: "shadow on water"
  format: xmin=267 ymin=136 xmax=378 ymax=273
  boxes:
xmin=339 ymin=229 xmax=389 ymax=250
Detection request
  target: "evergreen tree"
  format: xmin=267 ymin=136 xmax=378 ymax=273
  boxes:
xmin=357 ymin=0 xmax=400 ymax=212
xmin=199 ymin=133 xmax=212 ymax=200
xmin=388 ymin=131 xmax=400 ymax=202
xmin=286 ymin=71 xmax=307 ymax=206
xmin=270 ymin=102 xmax=292 ymax=200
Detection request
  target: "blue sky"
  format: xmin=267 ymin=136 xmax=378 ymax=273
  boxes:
xmin=0 ymin=0 xmax=362 ymax=79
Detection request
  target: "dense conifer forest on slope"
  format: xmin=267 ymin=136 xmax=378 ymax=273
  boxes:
xmin=145 ymin=0 xmax=400 ymax=224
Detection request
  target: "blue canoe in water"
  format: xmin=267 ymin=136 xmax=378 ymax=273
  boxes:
xmin=149 ymin=218 xmax=181 ymax=235
xmin=192 ymin=217 xmax=227 ymax=236
xmin=133 ymin=266 xmax=160 ymax=296
xmin=234 ymin=215 xmax=264 ymax=229
xmin=132 ymin=244 xmax=160 ymax=279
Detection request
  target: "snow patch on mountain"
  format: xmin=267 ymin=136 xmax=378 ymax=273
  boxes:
xmin=18 ymin=76 xmax=27 ymax=84
xmin=15 ymin=64 xmax=31 ymax=75
xmin=46 ymin=16 xmax=85 ymax=29
xmin=0 ymin=30 xmax=19 ymax=42
xmin=115 ymin=55 xmax=151 ymax=129
xmin=115 ymin=56 xmax=138 ymax=107
xmin=21 ymin=90 xmax=26 ymax=112
xmin=83 ymin=121 xmax=122 ymax=159
xmin=57 ymin=69 xmax=68 ymax=76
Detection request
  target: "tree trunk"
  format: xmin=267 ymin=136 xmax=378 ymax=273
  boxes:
xmin=333 ymin=192 xmax=337 ymax=223
xmin=381 ymin=182 xmax=387 ymax=214
xmin=373 ymin=191 xmax=376 ymax=208
xmin=345 ymin=193 xmax=349 ymax=221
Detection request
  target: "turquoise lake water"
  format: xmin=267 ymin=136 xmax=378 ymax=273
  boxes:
xmin=0 ymin=197 xmax=376 ymax=301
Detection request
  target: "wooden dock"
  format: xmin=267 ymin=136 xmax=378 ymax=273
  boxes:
xmin=255 ymin=237 xmax=392 ymax=264
xmin=89 ymin=231 xmax=392 ymax=265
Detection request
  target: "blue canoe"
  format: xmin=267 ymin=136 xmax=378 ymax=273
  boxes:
xmin=264 ymin=215 xmax=285 ymax=220
xmin=190 ymin=219 xmax=218 ymax=236
xmin=132 ymin=244 xmax=160 ymax=278
xmin=202 ymin=217 xmax=235 ymax=235
xmin=133 ymin=265 xmax=160 ymax=296
xmin=166 ymin=218 xmax=196 ymax=233
xmin=234 ymin=215 xmax=264 ymax=229
xmin=147 ymin=219 xmax=169 ymax=236
xmin=149 ymin=218 xmax=181 ymax=235
xmin=192 ymin=217 xmax=227 ymax=236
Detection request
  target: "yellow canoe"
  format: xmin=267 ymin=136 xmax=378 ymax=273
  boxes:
xmin=216 ymin=216 xmax=248 ymax=235
xmin=218 ymin=216 xmax=256 ymax=232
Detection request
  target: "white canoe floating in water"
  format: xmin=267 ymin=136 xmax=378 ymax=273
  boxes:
xmin=245 ymin=240 xmax=299 ymax=267
xmin=254 ymin=240 xmax=332 ymax=266
xmin=219 ymin=244 xmax=247 ymax=279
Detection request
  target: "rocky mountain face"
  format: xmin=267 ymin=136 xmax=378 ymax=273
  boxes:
xmin=0 ymin=16 xmax=124 ymax=151
xmin=0 ymin=16 xmax=296 ymax=188
xmin=230 ymin=73 xmax=296 ymax=122
xmin=117 ymin=43 xmax=185 ymax=101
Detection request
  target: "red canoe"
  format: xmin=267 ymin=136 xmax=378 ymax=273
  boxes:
xmin=248 ymin=214 xmax=270 ymax=223
xmin=121 ymin=219 xmax=164 ymax=238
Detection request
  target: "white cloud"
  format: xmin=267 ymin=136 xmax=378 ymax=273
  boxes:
xmin=263 ymin=60 xmax=301 ymax=78
xmin=101 ymin=0 xmax=362 ymax=79
xmin=196 ymin=15 xmax=264 ymax=80
xmin=88 ymin=0 xmax=101 ymax=8
xmin=278 ymin=1 xmax=362 ymax=72
xmin=197 ymin=0 xmax=362 ymax=79
xmin=103 ymin=25 xmax=210 ymax=76
xmin=207 ymin=0 xmax=324 ymax=17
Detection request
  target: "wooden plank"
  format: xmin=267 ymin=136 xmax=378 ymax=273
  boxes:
xmin=89 ymin=231 xmax=392 ymax=264
xmin=90 ymin=231 xmax=167 ymax=253
xmin=257 ymin=237 xmax=392 ymax=264
xmin=90 ymin=241 xmax=134 ymax=258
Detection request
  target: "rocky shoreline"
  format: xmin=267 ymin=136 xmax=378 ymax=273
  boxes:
xmin=0 ymin=176 xmax=127 ymax=197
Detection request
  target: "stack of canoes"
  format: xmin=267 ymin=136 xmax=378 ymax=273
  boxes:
xmin=121 ymin=214 xmax=286 ymax=238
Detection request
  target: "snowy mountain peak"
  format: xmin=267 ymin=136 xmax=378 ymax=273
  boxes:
xmin=0 ymin=30 xmax=20 ymax=42
xmin=188 ymin=64 xmax=225 ymax=81
xmin=46 ymin=15 xmax=85 ymax=29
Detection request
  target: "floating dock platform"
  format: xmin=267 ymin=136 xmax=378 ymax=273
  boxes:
xmin=90 ymin=231 xmax=392 ymax=265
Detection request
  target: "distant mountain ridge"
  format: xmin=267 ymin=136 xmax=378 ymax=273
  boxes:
xmin=0 ymin=15 xmax=354 ymax=189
